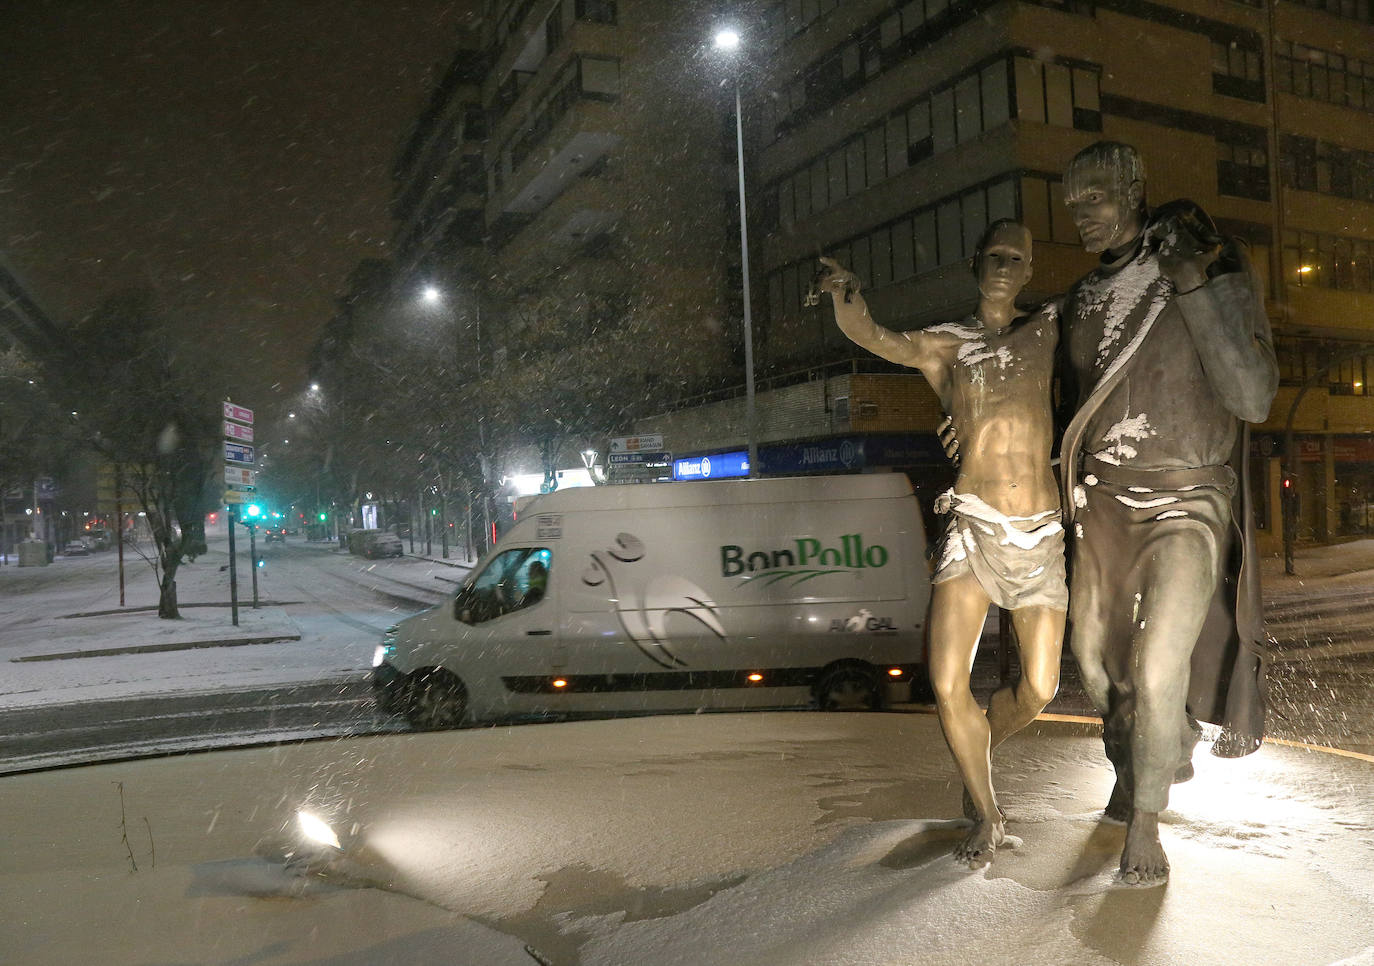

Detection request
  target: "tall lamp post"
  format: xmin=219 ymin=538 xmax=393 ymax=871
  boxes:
xmin=714 ymin=28 xmax=758 ymax=477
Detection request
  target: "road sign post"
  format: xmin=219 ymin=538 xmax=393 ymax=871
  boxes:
xmin=228 ymin=508 xmax=239 ymax=626
xmin=223 ymin=400 xmax=255 ymax=621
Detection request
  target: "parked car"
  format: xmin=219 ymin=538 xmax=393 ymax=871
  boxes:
xmin=363 ymin=531 xmax=404 ymax=559
xmin=62 ymin=540 xmax=91 ymax=557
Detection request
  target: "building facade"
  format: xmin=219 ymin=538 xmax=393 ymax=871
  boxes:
xmin=734 ymin=0 xmax=1374 ymax=550
xmin=382 ymin=0 xmax=1374 ymax=548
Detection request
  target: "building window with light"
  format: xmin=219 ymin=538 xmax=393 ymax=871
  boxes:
xmin=1283 ymin=229 xmax=1374 ymax=293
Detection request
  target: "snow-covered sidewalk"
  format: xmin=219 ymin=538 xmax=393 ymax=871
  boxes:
xmin=1 ymin=713 xmax=1369 ymax=965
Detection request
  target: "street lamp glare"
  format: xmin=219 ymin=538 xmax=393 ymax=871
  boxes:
xmin=309 ymin=382 xmax=320 ymax=392
xmin=421 ymin=285 xmax=442 ymax=304
xmin=714 ymin=29 xmax=741 ymax=50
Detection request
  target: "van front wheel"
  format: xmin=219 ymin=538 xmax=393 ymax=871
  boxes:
xmin=815 ymin=665 xmax=881 ymax=712
xmin=406 ymin=669 xmax=468 ymax=730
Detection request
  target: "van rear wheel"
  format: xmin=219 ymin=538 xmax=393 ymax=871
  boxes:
xmin=405 ymin=669 xmax=468 ymax=730
xmin=816 ymin=666 xmax=881 ymax=711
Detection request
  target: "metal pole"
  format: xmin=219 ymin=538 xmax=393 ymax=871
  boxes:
xmin=228 ymin=508 xmax=240 ymax=626
xmin=115 ymin=467 xmax=126 ymax=607
xmin=248 ymin=524 xmax=260 ymax=609
xmin=733 ymin=80 xmax=758 ymax=477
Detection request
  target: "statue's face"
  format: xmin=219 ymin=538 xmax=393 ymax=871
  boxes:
xmin=976 ymin=224 xmax=1033 ymax=302
xmin=1064 ymin=164 xmax=1142 ymax=254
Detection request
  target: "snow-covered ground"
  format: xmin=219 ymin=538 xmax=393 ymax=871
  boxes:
xmin=1 ymin=713 xmax=1369 ymax=965
xmin=0 ymin=534 xmax=469 ymax=710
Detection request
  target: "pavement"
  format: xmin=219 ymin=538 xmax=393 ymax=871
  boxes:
xmin=1 ymin=713 xmax=1369 ymax=966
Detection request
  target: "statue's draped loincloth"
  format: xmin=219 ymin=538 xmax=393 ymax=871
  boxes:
xmin=932 ymin=489 xmax=1068 ymax=611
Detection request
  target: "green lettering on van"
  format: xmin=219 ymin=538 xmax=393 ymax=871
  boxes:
xmin=721 ymin=536 xmax=891 ymax=584
xmin=721 ymin=545 xmax=745 ymax=577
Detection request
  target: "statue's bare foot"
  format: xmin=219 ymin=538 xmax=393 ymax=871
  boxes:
xmin=1103 ymin=779 xmax=1132 ymax=823
xmin=1120 ymin=810 xmax=1168 ymax=885
xmin=954 ymin=817 xmax=1006 ymax=868
xmin=962 ymin=787 xmax=1007 ymax=822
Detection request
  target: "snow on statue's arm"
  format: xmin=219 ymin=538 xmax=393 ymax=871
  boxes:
xmin=1172 ymin=241 xmax=1279 ymax=424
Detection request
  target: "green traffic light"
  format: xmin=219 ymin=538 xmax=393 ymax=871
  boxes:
xmin=246 ymin=504 xmax=261 ymax=518
xmin=318 ymin=512 xmax=327 ymax=521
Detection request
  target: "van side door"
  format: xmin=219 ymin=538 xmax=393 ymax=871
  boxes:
xmin=456 ymin=546 xmax=560 ymax=708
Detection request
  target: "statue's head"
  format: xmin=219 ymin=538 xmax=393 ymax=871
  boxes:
xmin=971 ymin=219 xmax=1033 ymax=303
xmin=1064 ymin=141 xmax=1147 ymax=254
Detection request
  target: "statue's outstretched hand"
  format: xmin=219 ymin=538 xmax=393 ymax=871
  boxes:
xmin=809 ymin=257 xmax=859 ymax=305
xmin=937 ymin=414 xmax=961 ymax=468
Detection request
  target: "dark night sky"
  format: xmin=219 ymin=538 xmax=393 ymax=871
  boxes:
xmin=0 ymin=0 xmax=473 ymax=413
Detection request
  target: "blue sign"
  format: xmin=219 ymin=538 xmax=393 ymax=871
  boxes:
xmin=762 ymin=437 xmax=865 ymax=474
xmin=224 ymin=442 xmax=255 ymax=465
xmin=673 ymin=450 xmax=750 ymax=481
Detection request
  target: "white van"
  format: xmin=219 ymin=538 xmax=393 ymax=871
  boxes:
xmin=372 ymin=474 xmax=931 ymax=728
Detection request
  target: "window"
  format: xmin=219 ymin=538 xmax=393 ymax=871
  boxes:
xmin=1284 ymin=229 xmax=1374 ymax=293
xmin=580 ymin=56 xmax=620 ymax=98
xmin=1277 ymin=40 xmax=1374 ymax=113
xmin=1282 ymin=136 xmax=1374 ymax=202
xmin=463 ymin=548 xmax=553 ymax=623
xmin=1044 ymin=63 xmax=1074 ymax=127
xmin=575 ymin=0 xmax=617 ymax=24
xmin=1212 ymin=40 xmax=1265 ymax=102
xmin=1217 ymin=137 xmax=1270 ymax=201
xmin=931 ymin=88 xmax=956 ymax=154
xmin=1014 ymin=56 xmax=1101 ymax=130
xmin=1287 ymin=0 xmax=1374 ymax=24
xmin=891 ymin=218 xmax=915 ymax=280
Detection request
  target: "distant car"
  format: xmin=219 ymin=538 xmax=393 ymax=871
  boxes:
xmin=363 ymin=531 xmax=404 ymax=559
xmin=62 ymin=540 xmax=91 ymax=557
xmin=263 ymin=526 xmax=286 ymax=543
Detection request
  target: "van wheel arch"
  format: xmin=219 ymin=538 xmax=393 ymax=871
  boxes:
xmin=814 ymin=661 xmax=882 ymax=712
xmin=405 ymin=668 xmax=469 ymax=730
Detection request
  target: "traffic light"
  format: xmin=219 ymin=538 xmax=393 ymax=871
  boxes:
xmin=318 ymin=511 xmax=327 ymax=522
xmin=246 ymin=504 xmax=262 ymax=518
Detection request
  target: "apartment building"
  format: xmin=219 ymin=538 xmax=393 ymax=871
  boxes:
xmin=388 ymin=1 xmax=738 ymax=436
xmin=710 ymin=0 xmax=1374 ymax=549
xmin=383 ymin=0 xmax=1374 ymax=546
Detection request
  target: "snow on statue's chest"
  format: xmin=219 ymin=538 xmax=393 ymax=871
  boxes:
xmin=926 ymin=320 xmax=1024 ymax=389
xmin=1074 ymin=253 xmax=1175 ymax=378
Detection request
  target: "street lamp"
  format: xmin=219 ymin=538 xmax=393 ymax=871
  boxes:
xmin=713 ymin=26 xmax=758 ymax=478
xmin=421 ymin=285 xmax=442 ymax=305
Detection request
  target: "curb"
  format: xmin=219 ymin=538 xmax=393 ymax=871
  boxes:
xmin=14 ymin=634 xmax=303 ymax=663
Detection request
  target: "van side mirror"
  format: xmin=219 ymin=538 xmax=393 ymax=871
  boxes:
xmin=454 ymin=588 xmax=473 ymax=624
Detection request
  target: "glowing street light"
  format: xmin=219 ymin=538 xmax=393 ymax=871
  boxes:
xmin=421 ymin=285 xmax=442 ymax=305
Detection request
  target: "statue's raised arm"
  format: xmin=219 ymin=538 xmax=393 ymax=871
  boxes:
xmin=813 ymin=257 xmax=936 ymax=372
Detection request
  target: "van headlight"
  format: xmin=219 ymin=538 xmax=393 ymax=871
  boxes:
xmin=373 ymin=626 xmax=399 ymax=668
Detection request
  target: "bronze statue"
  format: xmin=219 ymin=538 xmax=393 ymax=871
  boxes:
xmin=1058 ymin=141 xmax=1278 ymax=884
xmin=818 ymin=220 xmax=1066 ymax=866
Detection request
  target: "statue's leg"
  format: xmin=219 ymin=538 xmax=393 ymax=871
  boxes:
xmin=986 ymin=604 xmax=1065 ymax=751
xmin=1067 ymin=533 xmax=1131 ymax=817
xmin=1121 ymin=525 xmax=1221 ymax=884
xmin=928 ymin=573 xmax=1004 ymax=864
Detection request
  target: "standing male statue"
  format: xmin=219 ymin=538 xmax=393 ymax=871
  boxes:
xmin=1059 ymin=141 xmax=1278 ymax=884
xmin=818 ymin=220 xmax=1066 ymax=866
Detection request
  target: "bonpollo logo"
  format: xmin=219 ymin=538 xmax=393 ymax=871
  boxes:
xmin=721 ymin=534 xmax=889 ymax=584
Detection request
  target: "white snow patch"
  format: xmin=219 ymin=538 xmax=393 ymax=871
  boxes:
xmin=1115 ymin=494 xmax=1181 ymax=510
xmin=1155 ymin=509 xmax=1189 ymax=520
